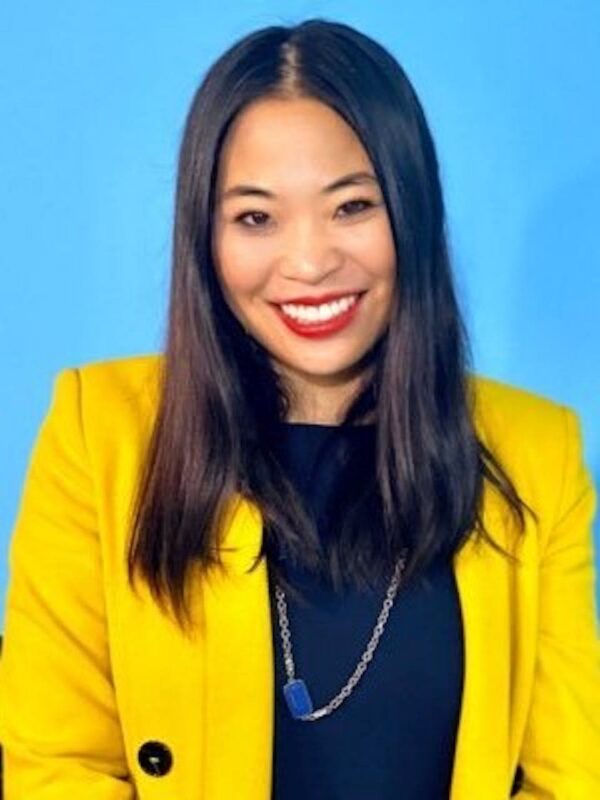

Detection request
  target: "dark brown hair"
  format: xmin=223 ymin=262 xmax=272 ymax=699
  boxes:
xmin=127 ymin=18 xmax=536 ymax=633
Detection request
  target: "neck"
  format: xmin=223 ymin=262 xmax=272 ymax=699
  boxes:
xmin=278 ymin=364 xmax=374 ymax=426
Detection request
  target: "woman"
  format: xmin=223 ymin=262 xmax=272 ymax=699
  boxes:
xmin=0 ymin=17 xmax=598 ymax=800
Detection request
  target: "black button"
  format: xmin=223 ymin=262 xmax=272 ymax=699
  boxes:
xmin=137 ymin=741 xmax=173 ymax=777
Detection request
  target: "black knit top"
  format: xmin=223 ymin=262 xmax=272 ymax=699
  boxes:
xmin=268 ymin=422 xmax=464 ymax=799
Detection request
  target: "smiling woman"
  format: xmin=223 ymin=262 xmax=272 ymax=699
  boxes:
xmin=0 ymin=16 xmax=598 ymax=800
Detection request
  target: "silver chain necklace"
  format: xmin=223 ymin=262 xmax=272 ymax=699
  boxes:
xmin=273 ymin=548 xmax=409 ymax=722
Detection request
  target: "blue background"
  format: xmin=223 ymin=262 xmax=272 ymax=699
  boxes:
xmin=1 ymin=1 xmax=599 ymax=623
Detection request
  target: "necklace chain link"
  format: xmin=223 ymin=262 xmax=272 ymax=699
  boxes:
xmin=273 ymin=548 xmax=409 ymax=721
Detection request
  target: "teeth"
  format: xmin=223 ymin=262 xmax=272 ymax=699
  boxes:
xmin=280 ymin=294 xmax=359 ymax=324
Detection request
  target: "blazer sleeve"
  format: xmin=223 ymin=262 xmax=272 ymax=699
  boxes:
xmin=516 ymin=406 xmax=600 ymax=798
xmin=0 ymin=368 xmax=134 ymax=799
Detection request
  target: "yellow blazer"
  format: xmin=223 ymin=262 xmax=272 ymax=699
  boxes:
xmin=0 ymin=354 xmax=599 ymax=799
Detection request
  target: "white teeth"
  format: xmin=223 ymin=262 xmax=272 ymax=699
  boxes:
xmin=280 ymin=294 xmax=359 ymax=324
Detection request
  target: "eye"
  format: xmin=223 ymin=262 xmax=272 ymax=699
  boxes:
xmin=336 ymin=198 xmax=376 ymax=217
xmin=233 ymin=210 xmax=271 ymax=229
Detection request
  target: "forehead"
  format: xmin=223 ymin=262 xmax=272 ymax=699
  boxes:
xmin=216 ymin=96 xmax=373 ymax=186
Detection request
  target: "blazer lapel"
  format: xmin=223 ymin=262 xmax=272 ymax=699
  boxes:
xmin=450 ymin=518 xmax=511 ymax=797
xmin=449 ymin=485 xmax=532 ymax=799
xmin=200 ymin=496 xmax=274 ymax=799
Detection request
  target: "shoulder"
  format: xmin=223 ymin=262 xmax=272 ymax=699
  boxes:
xmin=468 ymin=372 xmax=566 ymax=444
xmin=468 ymin=372 xmax=585 ymax=528
xmin=75 ymin=352 xmax=163 ymax=401
xmin=57 ymin=352 xmax=163 ymax=410
xmin=47 ymin=353 xmax=164 ymax=451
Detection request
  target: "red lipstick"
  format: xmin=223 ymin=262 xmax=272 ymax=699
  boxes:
xmin=273 ymin=293 xmax=365 ymax=339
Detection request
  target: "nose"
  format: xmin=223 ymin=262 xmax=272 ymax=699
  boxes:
xmin=278 ymin=219 xmax=343 ymax=283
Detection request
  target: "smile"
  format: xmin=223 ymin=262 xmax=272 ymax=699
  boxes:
xmin=273 ymin=292 xmax=365 ymax=339
xmin=279 ymin=294 xmax=359 ymax=323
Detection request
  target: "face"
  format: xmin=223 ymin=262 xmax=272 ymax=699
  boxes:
xmin=212 ymin=96 xmax=397 ymax=414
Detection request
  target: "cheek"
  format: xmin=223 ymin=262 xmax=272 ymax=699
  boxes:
xmin=359 ymin=222 xmax=397 ymax=286
xmin=215 ymin=235 xmax=271 ymax=302
xmin=376 ymin=218 xmax=397 ymax=275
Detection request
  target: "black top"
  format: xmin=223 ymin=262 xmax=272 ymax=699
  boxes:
xmin=268 ymin=422 xmax=464 ymax=800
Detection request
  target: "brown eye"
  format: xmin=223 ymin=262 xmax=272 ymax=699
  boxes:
xmin=337 ymin=199 xmax=375 ymax=217
xmin=235 ymin=211 xmax=270 ymax=228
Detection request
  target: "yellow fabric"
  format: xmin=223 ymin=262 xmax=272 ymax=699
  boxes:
xmin=0 ymin=354 xmax=598 ymax=799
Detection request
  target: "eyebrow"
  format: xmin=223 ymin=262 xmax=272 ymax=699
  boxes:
xmin=219 ymin=171 xmax=378 ymax=201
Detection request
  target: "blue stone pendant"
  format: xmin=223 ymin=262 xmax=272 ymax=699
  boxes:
xmin=283 ymin=678 xmax=314 ymax=719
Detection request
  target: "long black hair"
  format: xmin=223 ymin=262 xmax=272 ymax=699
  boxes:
xmin=127 ymin=18 xmax=536 ymax=632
